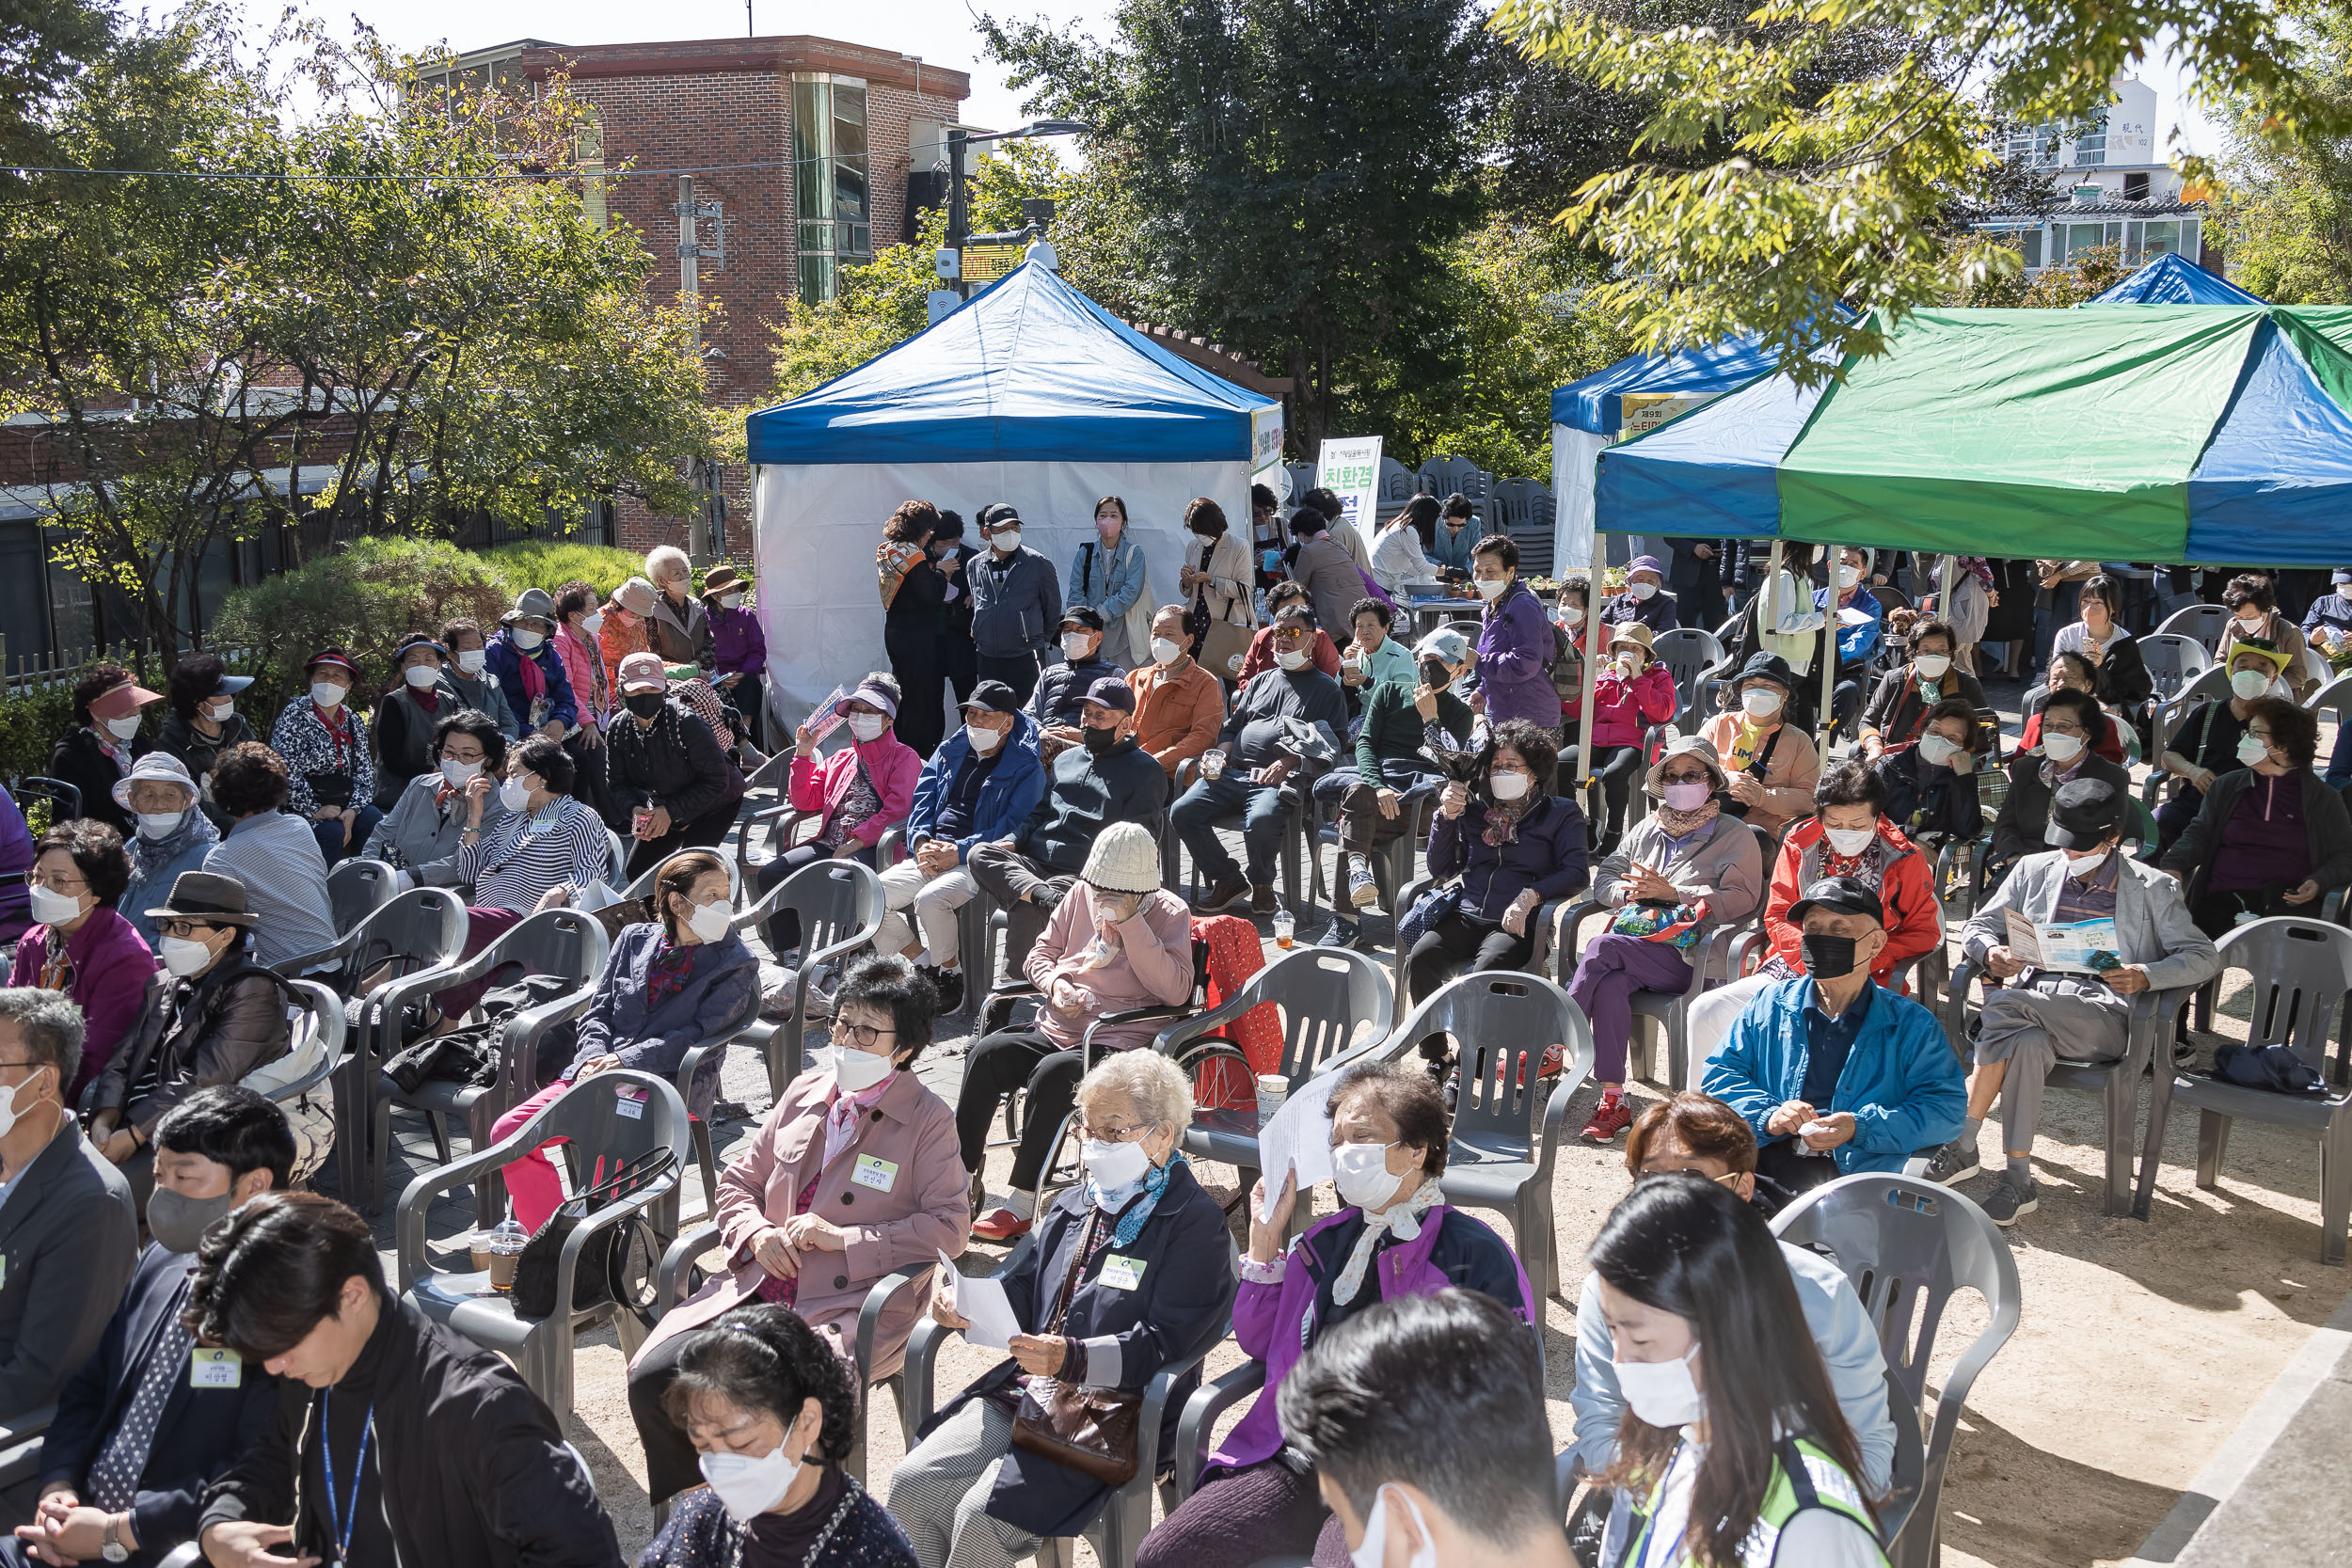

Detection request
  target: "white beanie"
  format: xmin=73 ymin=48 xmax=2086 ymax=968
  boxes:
xmin=1082 ymin=821 xmax=1161 ymax=895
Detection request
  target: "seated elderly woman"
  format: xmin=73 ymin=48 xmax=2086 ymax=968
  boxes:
xmin=889 ymin=1051 xmax=1236 ymax=1568
xmin=115 ymin=752 xmax=219 ymax=949
xmin=1135 ymin=1060 xmax=1533 ymax=1568
xmin=487 ymin=849 xmax=757 ymax=1230
xmin=636 ymin=1304 xmax=919 ymax=1568
xmin=2161 ymin=696 xmax=2352 ymax=938
xmin=2154 ymin=638 xmax=2296 ymax=852
xmin=9 ymin=819 xmax=154 ymax=1102
xmin=2019 ymin=650 xmax=2128 ymax=765
xmin=958 ymin=821 xmax=1194 ymax=1243
xmin=757 ymin=673 xmax=919 ymax=958
xmin=1872 ymin=695 xmax=1986 ymax=847
xmin=1989 ymin=687 xmax=2133 ymax=883
xmin=1566 ymin=736 xmax=1765 ymax=1145
xmin=1404 ymin=718 xmax=1590 ymax=1006
xmin=626 ymin=954 xmax=969 ymax=1507
xmin=87 ymin=870 xmax=291 ymax=1199
xmin=362 ymin=707 xmax=514 ymax=894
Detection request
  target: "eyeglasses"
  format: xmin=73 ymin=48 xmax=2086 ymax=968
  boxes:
xmin=837 ymin=1022 xmax=897 ymax=1049
xmin=29 ymin=871 xmax=86 ymax=893
xmin=1075 ymin=1120 xmax=1147 ymax=1142
xmin=157 ymin=919 xmax=223 ymax=941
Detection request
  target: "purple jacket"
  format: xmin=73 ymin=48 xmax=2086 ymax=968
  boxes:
xmin=1476 ymin=580 xmax=1564 ymax=727
xmin=8 ymin=906 xmax=158 ymax=1101
xmin=708 ymin=604 xmax=767 ymax=680
xmin=1427 ymin=793 xmax=1591 ymax=919
xmin=0 ymin=788 xmax=31 ymax=947
xmin=1213 ymin=1205 xmax=1534 ymax=1469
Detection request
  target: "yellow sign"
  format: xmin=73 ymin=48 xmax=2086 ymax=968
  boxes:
xmin=961 ymin=245 xmax=1022 ymax=286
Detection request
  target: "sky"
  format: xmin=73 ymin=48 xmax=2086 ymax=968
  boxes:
xmin=233 ymin=0 xmax=2225 ymax=156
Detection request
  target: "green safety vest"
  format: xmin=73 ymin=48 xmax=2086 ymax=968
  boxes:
xmin=1618 ymin=1435 xmax=1886 ymax=1568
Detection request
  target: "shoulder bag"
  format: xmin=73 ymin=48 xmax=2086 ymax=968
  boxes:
xmin=512 ymin=1145 xmax=678 ymax=1321
xmin=1009 ymin=1210 xmax=1144 ymax=1486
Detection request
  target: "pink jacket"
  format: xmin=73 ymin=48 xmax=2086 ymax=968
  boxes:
xmin=1024 ymin=882 xmax=1195 ymax=1050
xmin=788 ymin=736 xmax=918 ymax=848
xmin=1589 ymin=661 xmax=1677 ymax=749
xmin=553 ymin=626 xmax=606 ymax=729
xmin=633 ymin=1061 xmax=969 ymax=1376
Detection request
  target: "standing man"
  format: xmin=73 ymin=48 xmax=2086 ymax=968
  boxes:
xmin=967 ymin=505 xmax=1060 ymax=705
xmin=1665 ymin=538 xmax=1727 ymax=634
xmin=190 ymin=1193 xmax=620 ymax=1568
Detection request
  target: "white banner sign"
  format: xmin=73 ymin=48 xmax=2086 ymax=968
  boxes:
xmin=1316 ymin=436 xmax=1382 ymax=539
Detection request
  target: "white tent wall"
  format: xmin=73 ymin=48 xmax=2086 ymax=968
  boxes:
xmin=1551 ymin=422 xmax=1661 ymax=577
xmin=753 ymin=456 xmax=1251 ymax=730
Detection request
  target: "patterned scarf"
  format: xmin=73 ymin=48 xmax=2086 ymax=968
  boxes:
xmin=1091 ymin=1151 xmax=1187 ymax=1249
xmin=126 ymin=807 xmax=215 ymax=886
xmin=1652 ymin=798 xmax=1722 ymax=841
xmin=1480 ymin=791 xmax=1535 ymax=847
xmin=1334 ymin=1178 xmax=1443 ymax=1307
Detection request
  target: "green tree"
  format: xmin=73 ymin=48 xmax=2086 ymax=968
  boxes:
xmin=0 ymin=0 xmax=118 ymax=174
xmin=766 ymin=206 xmax=945 ymax=404
xmin=2213 ymin=8 xmax=2352 ymax=303
xmin=1490 ymin=0 xmax=2344 ymax=378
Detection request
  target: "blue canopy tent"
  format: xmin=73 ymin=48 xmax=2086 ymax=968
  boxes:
xmin=747 ymin=261 xmax=1283 ymax=713
xmin=2085 ymin=251 xmax=2266 ymax=307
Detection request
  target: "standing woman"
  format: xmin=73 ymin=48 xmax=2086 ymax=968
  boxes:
xmin=1177 ymin=497 xmax=1257 ymax=673
xmin=703 ymin=566 xmax=769 ymax=747
xmin=1469 ymin=535 xmax=1565 ymax=732
xmin=1248 ymin=483 xmax=1289 ymax=600
xmin=646 ymin=544 xmax=714 ymax=667
xmin=1591 ymin=1174 xmax=1886 ymax=1567
xmin=153 ymin=655 xmax=255 ymax=829
xmin=882 ymin=499 xmax=952 ymax=758
xmin=9 ymin=821 xmax=154 ymax=1102
xmin=1743 ymin=543 xmax=1827 ymax=728
xmin=551 ymin=579 xmax=617 ymax=826
xmin=1068 ymin=496 xmax=1152 ymax=670
xmin=270 ymin=647 xmax=377 ymax=866
xmin=599 ymin=578 xmax=660 ymax=713
xmin=1370 ymin=496 xmax=1440 ymax=595
xmin=50 ymin=664 xmax=161 ymax=838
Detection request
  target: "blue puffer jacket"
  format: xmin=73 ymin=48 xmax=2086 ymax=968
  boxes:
xmin=905 ymin=711 xmax=1049 ymax=862
xmin=1701 ymin=976 xmax=1965 ymax=1175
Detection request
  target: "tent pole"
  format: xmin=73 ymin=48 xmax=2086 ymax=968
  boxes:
xmin=1576 ymin=553 xmax=1602 ymax=799
xmin=1937 ymin=553 xmax=1956 ymax=622
xmin=1820 ymin=545 xmax=1840 ymax=759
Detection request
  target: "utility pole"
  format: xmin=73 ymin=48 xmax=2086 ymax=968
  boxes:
xmin=946 ymin=129 xmax=970 ymax=300
xmin=677 ymin=174 xmax=726 ymax=562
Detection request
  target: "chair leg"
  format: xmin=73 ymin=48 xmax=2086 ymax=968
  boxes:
xmin=2194 ymin=1110 xmax=2230 ymax=1189
xmin=2102 ymin=1069 xmax=2133 ymax=1217
xmin=2322 ymin=1119 xmax=2352 ymax=1267
xmin=1665 ymin=1002 xmax=1689 ymax=1092
xmin=691 ymin=1118 xmax=718 ymax=1225
xmin=366 ymin=1091 xmax=395 ymax=1218
xmin=426 ymin=1110 xmax=453 ymax=1167
xmin=1518 ymin=1181 xmax=1551 ymax=1304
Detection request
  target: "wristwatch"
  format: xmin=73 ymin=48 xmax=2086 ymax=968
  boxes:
xmin=101 ymin=1515 xmax=129 ymax=1562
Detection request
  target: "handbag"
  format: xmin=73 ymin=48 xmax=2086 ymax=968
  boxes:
xmin=1009 ymin=1212 xmax=1144 ymax=1486
xmin=511 ymin=1146 xmax=679 ymax=1320
xmin=1198 ymin=617 xmax=1253 ymax=683
xmin=1396 ymin=882 xmax=1464 ymax=951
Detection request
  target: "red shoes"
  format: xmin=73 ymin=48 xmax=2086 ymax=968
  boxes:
xmin=1580 ymin=1095 xmax=1635 ymax=1143
xmin=972 ymin=1208 xmax=1034 ymax=1242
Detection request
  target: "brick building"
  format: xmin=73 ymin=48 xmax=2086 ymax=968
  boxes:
xmin=432 ymin=35 xmax=972 ymax=551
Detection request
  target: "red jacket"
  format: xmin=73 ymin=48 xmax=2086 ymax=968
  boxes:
xmin=1589 ymin=661 xmax=1677 ymax=748
xmin=1766 ymin=818 xmax=1942 ymax=989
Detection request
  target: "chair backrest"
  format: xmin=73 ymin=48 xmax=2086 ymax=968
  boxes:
xmin=738 ymin=857 xmax=886 ymax=956
xmin=1417 ymin=457 xmax=1491 ymax=505
xmin=2153 ymin=666 xmax=2232 ymax=760
xmin=1486 ymin=478 xmax=1532 ymax=532
xmin=11 ymin=776 xmax=81 ymax=831
xmin=621 ymin=847 xmax=744 ymax=907
xmin=2308 ymin=669 xmax=2352 ymax=721
xmin=1770 ymin=1175 xmax=2022 ymax=1422
xmin=253 ymin=976 xmax=349 ymax=1101
xmin=2137 ymin=632 xmax=2211 ymax=703
xmin=606 ymin=831 xmax=628 ymax=885
xmin=2156 ymin=602 xmax=2232 ymax=656
xmin=476 ymin=907 xmax=612 ymax=990
xmin=1376 ymin=456 xmax=1418 ymax=506
xmin=528 ymin=1068 xmax=691 ymax=1185
xmin=1407 ymin=973 xmax=1593 ymax=1147
xmin=1240 ymin=949 xmax=1397 ymax=1083
xmin=310 ymin=886 xmax=468 ymax=992
xmin=1648 ymin=627 xmax=1725 ymax=721
xmin=2211 ymin=916 xmax=2352 ymax=1071
xmin=1868 ymin=585 xmax=1912 ymax=614
xmin=326 ymin=860 xmax=398 ymax=934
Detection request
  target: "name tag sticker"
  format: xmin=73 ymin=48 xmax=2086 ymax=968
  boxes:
xmin=1099 ymin=1255 xmax=1146 ymax=1291
xmin=851 ymin=1154 xmax=898 ymax=1193
xmin=527 ymin=818 xmax=558 ymax=835
xmin=615 ymin=1087 xmax=646 ymax=1120
xmin=192 ymin=1347 xmax=241 ymax=1388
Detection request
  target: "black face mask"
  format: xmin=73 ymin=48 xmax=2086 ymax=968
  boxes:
xmin=624 ymin=693 xmax=666 ymax=720
xmin=1801 ymin=931 xmax=1860 ymax=981
xmin=1420 ymin=661 xmax=1452 ymax=689
xmin=1082 ymin=724 xmax=1119 ymax=754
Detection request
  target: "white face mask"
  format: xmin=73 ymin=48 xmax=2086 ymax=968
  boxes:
xmin=2230 ymin=670 xmax=2271 ymax=701
xmin=2236 ymin=613 xmax=2266 ymax=634
xmin=1918 ymin=735 xmax=1961 ymax=768
xmin=0 ymin=1066 xmax=48 ymax=1143
xmin=966 ymin=722 xmax=1005 ymax=754
xmin=1062 ymin=633 xmax=1094 ymax=661
xmin=993 ymin=529 xmax=1023 ymax=554
xmin=2042 ymin=731 xmax=2086 ymax=764
xmin=1913 ymin=653 xmax=1951 ymax=680
xmin=1472 ymin=576 xmax=1508 ymax=600
xmin=1151 ymin=637 xmax=1184 ymax=667
xmin=135 ymin=810 xmax=184 ymax=840
xmin=847 ymin=713 xmax=888 ymax=743
xmin=1741 ymin=689 xmax=1783 ymax=720
xmin=1614 ymin=1341 xmax=1707 ymax=1428
xmin=1488 ymin=769 xmax=1532 ymax=801
xmin=2066 ymin=846 xmax=2112 ymax=879
xmin=699 ymin=1443 xmax=801 ymax=1522
xmin=455 ymin=650 xmax=487 ymax=676
xmin=1349 ymin=1485 xmax=1436 ymax=1568
xmin=160 ymin=935 xmax=216 ymax=977
xmin=580 ymin=612 xmax=605 ymax=637
xmin=27 ymin=884 xmax=83 ymax=927
xmin=510 ymin=628 xmax=546 ymax=652
xmin=403 ymin=664 xmax=439 ymax=689
xmin=1083 ymin=1136 xmax=1153 ymax=1196
xmin=1838 ymin=564 xmax=1863 ymax=586
xmin=1629 ymin=580 xmax=1658 ymax=600
xmin=718 ymin=594 xmax=743 ymax=610
xmin=1332 ymin=1141 xmax=1404 ymax=1212
xmin=207 ymin=700 xmax=235 ymax=723
xmin=499 ymin=777 xmax=533 ymax=814
xmin=440 ymin=758 xmax=483 ymax=788
xmin=1822 ymin=824 xmax=1877 ymax=856
xmin=310 ymin=682 xmax=347 ymax=710
xmin=2238 ymin=733 xmax=2271 ymax=767
xmin=686 ymin=898 xmax=734 ymax=943
xmin=1276 ymin=649 xmax=1310 ymax=672
xmin=1561 ymin=607 xmax=1585 ymax=628
xmin=103 ymin=716 xmax=143 ymax=739
xmin=833 ymin=1042 xmax=897 ymax=1094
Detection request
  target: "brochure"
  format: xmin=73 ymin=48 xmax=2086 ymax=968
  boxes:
xmin=2005 ymin=910 xmax=2124 ymax=974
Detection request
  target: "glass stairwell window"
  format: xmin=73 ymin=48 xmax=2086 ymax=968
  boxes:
xmin=794 ymin=76 xmax=872 ymax=305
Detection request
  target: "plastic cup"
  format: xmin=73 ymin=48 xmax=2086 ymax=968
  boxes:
xmin=1272 ymin=908 xmax=1295 ymax=948
xmin=1202 ymin=752 xmax=1226 ymax=780
xmin=469 ymin=1232 xmax=493 ymax=1274
xmin=1256 ymin=1074 xmax=1288 ymax=1132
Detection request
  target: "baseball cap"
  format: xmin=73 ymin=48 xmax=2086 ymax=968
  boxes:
xmin=962 ymin=680 xmax=1021 ymax=715
xmin=617 ymin=652 xmax=668 ymax=694
xmin=1788 ymin=876 xmax=1884 ymax=928
xmin=1081 ymin=675 xmax=1136 ymax=715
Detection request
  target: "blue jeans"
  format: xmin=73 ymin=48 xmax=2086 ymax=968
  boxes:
xmin=2328 ymin=724 xmax=2352 ymax=791
xmin=1172 ymin=772 xmax=1289 ymax=887
xmin=312 ymin=804 xmax=383 ymax=867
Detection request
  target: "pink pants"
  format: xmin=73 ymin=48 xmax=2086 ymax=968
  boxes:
xmin=491 ymin=1081 xmax=577 ymax=1232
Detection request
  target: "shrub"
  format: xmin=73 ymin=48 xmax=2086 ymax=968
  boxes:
xmin=211 ymin=536 xmax=513 ymax=704
xmin=484 ymin=541 xmax=649 ymax=601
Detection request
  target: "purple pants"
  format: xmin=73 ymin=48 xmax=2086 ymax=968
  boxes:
xmin=1568 ymin=931 xmax=1694 ymax=1083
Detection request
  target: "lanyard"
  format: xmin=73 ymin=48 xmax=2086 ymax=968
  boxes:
xmin=320 ymin=1388 xmax=375 ymax=1566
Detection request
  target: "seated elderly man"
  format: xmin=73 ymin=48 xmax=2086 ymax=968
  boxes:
xmin=1701 ymin=877 xmax=1965 ymax=1196
xmin=1929 ymin=778 xmax=2221 ymax=1227
xmin=1030 ymin=608 xmax=1125 ymax=751
xmin=1127 ymin=605 xmax=1225 ymax=781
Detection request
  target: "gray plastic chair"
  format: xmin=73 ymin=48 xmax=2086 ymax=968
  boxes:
xmin=2137 ymin=631 xmax=2210 ymax=706
xmin=732 ymin=858 xmax=886 ymax=1099
xmin=326 ymin=858 xmax=399 ymax=934
xmin=1772 ymin=1174 xmax=2022 ymax=1568
xmin=262 ymin=977 xmax=348 ymax=1106
xmin=653 ymin=1226 xmax=930 ymax=1484
xmin=672 ymin=978 xmax=773 ymax=1224
xmin=620 ymin=848 xmax=743 ymax=906
xmin=2156 ymin=602 xmax=2233 ymax=657
xmin=2135 ymin=916 xmax=2352 ymax=1259
xmin=372 ymin=908 xmax=612 ymax=1223
xmin=1940 ymin=958 xmax=2185 ymax=1216
xmin=1647 ymin=626 xmax=1726 ymax=726
xmin=1152 ymin=948 xmax=1395 ymax=1194
xmin=1367 ymin=971 xmax=1591 ymax=1300
xmin=399 ymin=1068 xmax=689 ymax=1417
xmin=2143 ymin=667 xmax=2231 ymax=799
xmin=2306 ymin=668 xmax=2352 ymax=726
xmin=274 ymin=884 xmax=468 ymax=991
xmin=1416 ymin=456 xmax=1491 ymax=505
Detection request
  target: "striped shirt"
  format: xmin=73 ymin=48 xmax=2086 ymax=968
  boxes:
xmin=457 ymin=796 xmax=609 ymax=912
xmin=204 ymin=811 xmax=340 ymax=971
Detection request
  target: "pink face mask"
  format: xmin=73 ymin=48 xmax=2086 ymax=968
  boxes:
xmin=1661 ymin=781 xmax=1712 ymax=811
